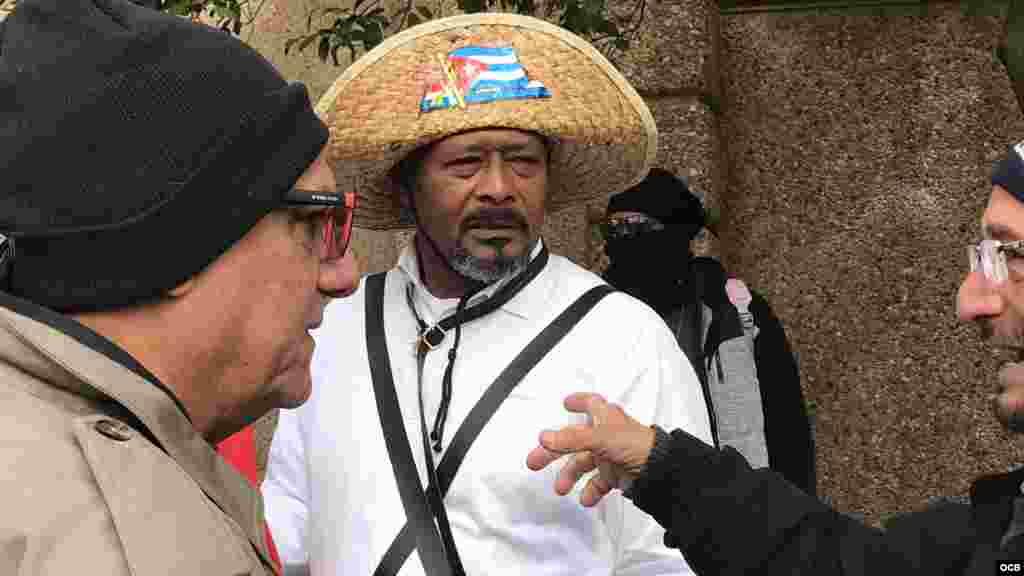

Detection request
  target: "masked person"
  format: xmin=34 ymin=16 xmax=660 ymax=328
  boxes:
xmin=602 ymin=168 xmax=815 ymax=495
xmin=0 ymin=1 xmax=359 ymax=573
xmin=262 ymin=13 xmax=713 ymax=576
xmin=528 ymin=142 xmax=1024 ymax=575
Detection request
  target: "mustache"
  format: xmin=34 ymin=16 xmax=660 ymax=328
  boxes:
xmin=461 ymin=208 xmax=528 ymax=232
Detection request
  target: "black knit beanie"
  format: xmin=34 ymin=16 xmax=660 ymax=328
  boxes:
xmin=993 ymin=141 xmax=1024 ymax=204
xmin=0 ymin=0 xmax=329 ymax=312
xmin=606 ymin=168 xmax=706 ymax=241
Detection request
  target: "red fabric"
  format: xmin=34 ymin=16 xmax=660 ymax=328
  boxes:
xmin=217 ymin=426 xmax=282 ymax=572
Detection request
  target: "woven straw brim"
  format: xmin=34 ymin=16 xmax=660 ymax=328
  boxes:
xmin=316 ymin=13 xmax=657 ymax=230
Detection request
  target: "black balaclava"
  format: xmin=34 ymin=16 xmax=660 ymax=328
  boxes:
xmin=603 ymin=168 xmax=706 ymax=317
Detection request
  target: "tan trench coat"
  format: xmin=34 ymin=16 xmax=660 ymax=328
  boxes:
xmin=0 ymin=293 xmax=279 ymax=575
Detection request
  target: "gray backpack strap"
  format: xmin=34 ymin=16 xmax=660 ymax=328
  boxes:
xmin=708 ymin=276 xmax=768 ymax=468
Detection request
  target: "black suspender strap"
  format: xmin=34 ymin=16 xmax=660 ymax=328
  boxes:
xmin=675 ymin=262 xmax=718 ymax=448
xmin=367 ymin=275 xmax=615 ymax=576
xmin=691 ymin=263 xmax=719 ymax=447
xmin=366 ymin=272 xmax=453 ymax=576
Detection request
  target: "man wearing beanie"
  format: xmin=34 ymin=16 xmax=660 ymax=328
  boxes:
xmin=0 ymin=0 xmax=358 ymax=573
xmin=602 ymin=167 xmax=816 ymax=496
xmin=526 ymin=140 xmax=1024 ymax=574
xmin=263 ymin=14 xmax=711 ymax=576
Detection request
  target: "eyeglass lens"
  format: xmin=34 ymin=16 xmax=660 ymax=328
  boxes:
xmin=322 ymin=193 xmax=355 ymax=261
xmin=604 ymin=220 xmax=662 ymax=240
xmin=968 ymin=240 xmax=1009 ymax=283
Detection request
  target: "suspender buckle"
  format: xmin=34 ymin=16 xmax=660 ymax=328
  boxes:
xmin=420 ymin=324 xmax=447 ymax=351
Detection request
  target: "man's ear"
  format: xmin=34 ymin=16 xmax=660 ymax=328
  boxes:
xmin=391 ymin=178 xmax=416 ymax=226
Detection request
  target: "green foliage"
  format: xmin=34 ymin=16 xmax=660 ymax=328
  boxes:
xmin=0 ymin=0 xmax=639 ymax=65
xmin=159 ymin=0 xmax=644 ymax=66
xmin=284 ymin=0 xmax=391 ymax=66
xmin=159 ymin=0 xmax=252 ymax=34
xmin=289 ymin=0 xmax=646 ymax=66
xmin=1001 ymin=0 xmax=1024 ymax=81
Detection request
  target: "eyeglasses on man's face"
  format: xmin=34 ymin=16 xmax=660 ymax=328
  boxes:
xmin=282 ymin=188 xmax=356 ymax=261
xmin=967 ymin=239 xmax=1024 ymax=283
xmin=601 ymin=214 xmax=665 ymax=241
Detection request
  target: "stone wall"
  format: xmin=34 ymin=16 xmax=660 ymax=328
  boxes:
xmin=720 ymin=2 xmax=1024 ymax=526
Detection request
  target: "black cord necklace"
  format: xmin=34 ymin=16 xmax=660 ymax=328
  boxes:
xmin=405 ymin=242 xmax=550 ymax=452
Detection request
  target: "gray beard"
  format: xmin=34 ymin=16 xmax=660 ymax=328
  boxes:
xmin=449 ymin=241 xmax=534 ymax=284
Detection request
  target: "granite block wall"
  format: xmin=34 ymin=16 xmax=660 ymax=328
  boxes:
xmin=719 ymin=3 xmax=1024 ymax=526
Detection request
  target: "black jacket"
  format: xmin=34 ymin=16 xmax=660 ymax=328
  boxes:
xmin=669 ymin=257 xmax=816 ymax=495
xmin=628 ymin=428 xmax=1024 ymax=575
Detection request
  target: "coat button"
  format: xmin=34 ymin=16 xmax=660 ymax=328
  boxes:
xmin=94 ymin=419 xmax=133 ymax=441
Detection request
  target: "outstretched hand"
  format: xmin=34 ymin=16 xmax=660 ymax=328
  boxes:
xmin=525 ymin=392 xmax=656 ymax=507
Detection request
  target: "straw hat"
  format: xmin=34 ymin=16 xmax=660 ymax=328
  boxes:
xmin=316 ymin=12 xmax=658 ymax=230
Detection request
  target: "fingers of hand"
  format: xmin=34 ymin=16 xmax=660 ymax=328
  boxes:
xmin=538 ymin=424 xmax=595 ymax=455
xmin=581 ymin=473 xmax=614 ymax=508
xmin=563 ymin=392 xmax=606 ymax=416
xmin=556 ymin=451 xmax=597 ymax=496
xmin=526 ymin=445 xmax=562 ymax=471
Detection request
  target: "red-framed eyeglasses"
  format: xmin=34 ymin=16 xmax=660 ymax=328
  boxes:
xmin=282 ymin=188 xmax=357 ymax=261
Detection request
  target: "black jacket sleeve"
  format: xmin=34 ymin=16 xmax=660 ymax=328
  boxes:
xmin=749 ymin=290 xmax=817 ymax=496
xmin=627 ymin=429 xmax=933 ymax=576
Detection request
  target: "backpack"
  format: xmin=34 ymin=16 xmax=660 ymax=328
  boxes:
xmin=667 ymin=257 xmax=816 ymax=496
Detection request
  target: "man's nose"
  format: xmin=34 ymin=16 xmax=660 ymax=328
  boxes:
xmin=320 ymin=249 xmax=360 ymax=299
xmin=475 ymin=159 xmax=514 ymax=204
xmin=957 ymin=269 xmax=1005 ymax=321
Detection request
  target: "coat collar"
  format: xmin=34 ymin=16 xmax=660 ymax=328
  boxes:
xmin=967 ymin=465 xmax=1024 ymax=546
xmin=0 ymin=291 xmax=276 ymax=572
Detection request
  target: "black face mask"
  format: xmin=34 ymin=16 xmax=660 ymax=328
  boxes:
xmin=602 ymin=229 xmax=692 ymax=315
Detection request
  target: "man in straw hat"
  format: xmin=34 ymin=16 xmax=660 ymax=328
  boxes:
xmin=525 ymin=141 xmax=1024 ymax=574
xmin=263 ymin=12 xmax=712 ymax=576
xmin=0 ymin=0 xmax=358 ymax=573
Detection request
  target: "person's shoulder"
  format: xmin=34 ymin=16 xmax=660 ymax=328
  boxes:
xmin=0 ymin=376 xmax=264 ymax=574
xmin=0 ymin=383 xmax=137 ymax=573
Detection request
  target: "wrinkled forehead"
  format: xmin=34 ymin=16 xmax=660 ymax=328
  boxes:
xmin=424 ymin=128 xmax=551 ymax=156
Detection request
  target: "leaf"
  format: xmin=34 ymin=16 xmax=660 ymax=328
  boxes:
xmin=168 ymin=0 xmax=193 ymax=16
xmin=595 ymin=17 xmax=618 ymax=36
xmin=318 ymin=36 xmax=331 ymax=62
xmin=515 ymin=0 xmax=535 ymax=15
xmin=363 ymin=21 xmax=384 ymax=48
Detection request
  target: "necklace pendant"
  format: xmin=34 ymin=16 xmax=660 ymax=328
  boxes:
xmin=419 ymin=324 xmax=447 ymax=351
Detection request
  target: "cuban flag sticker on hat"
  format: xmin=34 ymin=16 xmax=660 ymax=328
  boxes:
xmin=420 ymin=44 xmax=550 ymax=113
